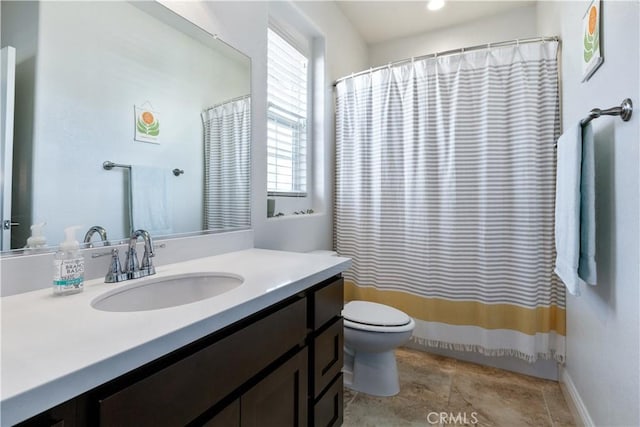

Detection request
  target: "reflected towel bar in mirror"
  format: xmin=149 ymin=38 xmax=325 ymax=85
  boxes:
xmin=102 ymin=161 xmax=131 ymax=171
xmin=102 ymin=161 xmax=183 ymax=177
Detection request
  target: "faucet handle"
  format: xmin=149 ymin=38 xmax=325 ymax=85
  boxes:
xmin=105 ymin=248 xmax=127 ymax=283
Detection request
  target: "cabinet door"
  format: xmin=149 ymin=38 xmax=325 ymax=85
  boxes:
xmin=241 ymin=348 xmax=308 ymax=427
xmin=313 ymin=318 xmax=344 ymax=398
xmin=203 ymin=400 xmax=240 ymax=427
xmin=313 ymin=374 xmax=343 ymax=427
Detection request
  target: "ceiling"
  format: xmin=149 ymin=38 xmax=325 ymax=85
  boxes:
xmin=335 ymin=1 xmax=536 ymax=45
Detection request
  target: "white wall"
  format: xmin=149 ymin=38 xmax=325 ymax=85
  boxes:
xmin=257 ymin=1 xmax=369 ymax=251
xmin=368 ymin=4 xmax=538 ymax=67
xmin=4 ymin=1 xmax=250 ymax=247
xmin=537 ymin=2 xmax=640 ymax=426
xmin=166 ymin=1 xmax=368 ymax=253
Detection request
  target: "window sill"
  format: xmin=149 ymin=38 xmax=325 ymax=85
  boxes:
xmin=266 ymin=212 xmax=325 ymax=221
xmin=267 ymin=192 xmax=308 ymax=198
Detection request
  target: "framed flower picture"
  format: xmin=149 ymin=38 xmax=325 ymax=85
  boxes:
xmin=134 ymin=103 xmax=160 ymax=144
xmin=582 ymin=0 xmax=603 ymax=82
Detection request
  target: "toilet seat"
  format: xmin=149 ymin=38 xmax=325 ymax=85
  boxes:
xmin=343 ymin=301 xmax=415 ymax=333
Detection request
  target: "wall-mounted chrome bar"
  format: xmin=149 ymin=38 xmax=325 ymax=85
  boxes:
xmin=103 ymin=161 xmax=130 ymax=171
xmin=581 ymin=98 xmax=633 ymax=126
xmin=103 ymin=161 xmax=184 ymax=176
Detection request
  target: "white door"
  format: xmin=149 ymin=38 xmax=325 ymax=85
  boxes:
xmin=1 ymin=46 xmax=16 ymax=251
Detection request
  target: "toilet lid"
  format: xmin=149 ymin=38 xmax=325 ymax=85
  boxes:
xmin=342 ymin=301 xmax=411 ymax=327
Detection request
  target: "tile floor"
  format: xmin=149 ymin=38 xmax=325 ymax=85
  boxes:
xmin=343 ymin=348 xmax=576 ymax=427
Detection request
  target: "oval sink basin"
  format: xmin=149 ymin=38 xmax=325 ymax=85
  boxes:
xmin=91 ymin=273 xmax=244 ymax=312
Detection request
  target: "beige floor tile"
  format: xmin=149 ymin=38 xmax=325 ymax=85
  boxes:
xmin=542 ymin=384 xmax=576 ymax=427
xmin=343 ymin=348 xmax=576 ymax=427
xmin=454 ymin=358 xmax=552 ymax=391
xmin=343 ymin=392 xmax=434 ymax=427
xmin=449 ymin=372 xmax=551 ymax=426
xmin=344 ymin=387 xmax=358 ymax=410
xmin=397 ymin=348 xmax=458 ymax=374
xmin=397 ymin=348 xmax=454 ymax=405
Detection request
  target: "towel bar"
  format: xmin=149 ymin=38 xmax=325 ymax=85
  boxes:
xmin=102 ymin=161 xmax=183 ymax=234
xmin=103 ymin=161 xmax=183 ymax=177
xmin=580 ymin=98 xmax=633 ymax=126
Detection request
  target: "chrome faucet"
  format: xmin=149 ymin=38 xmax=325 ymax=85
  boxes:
xmin=125 ymin=229 xmax=155 ymax=279
xmin=83 ymin=225 xmax=108 ymax=248
xmin=104 ymin=229 xmax=155 ymax=283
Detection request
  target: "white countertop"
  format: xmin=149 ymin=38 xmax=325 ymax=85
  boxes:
xmin=0 ymin=248 xmax=351 ymax=426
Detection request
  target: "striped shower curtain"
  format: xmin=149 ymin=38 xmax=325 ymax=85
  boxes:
xmin=335 ymin=41 xmax=565 ymax=362
xmin=202 ymin=96 xmax=251 ymax=230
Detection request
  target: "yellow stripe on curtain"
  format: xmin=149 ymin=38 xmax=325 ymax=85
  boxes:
xmin=344 ymin=280 xmax=566 ymax=336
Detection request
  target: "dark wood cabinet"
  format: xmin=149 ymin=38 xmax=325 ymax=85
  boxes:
xmin=241 ymin=348 xmax=308 ymax=427
xmin=313 ymin=318 xmax=344 ymax=399
xmin=13 ymin=400 xmax=77 ymax=427
xmin=16 ymin=276 xmax=344 ymax=427
xmin=98 ymin=298 xmax=307 ymax=427
xmin=308 ymin=277 xmax=344 ymax=427
xmin=313 ymin=374 xmax=344 ymax=427
xmin=202 ymin=400 xmax=240 ymax=427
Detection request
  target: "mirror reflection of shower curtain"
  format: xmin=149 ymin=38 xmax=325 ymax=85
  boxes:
xmin=202 ymin=96 xmax=251 ymax=230
xmin=335 ymin=41 xmax=565 ymax=363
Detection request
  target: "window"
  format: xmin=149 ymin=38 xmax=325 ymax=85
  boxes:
xmin=267 ymin=27 xmax=308 ymax=196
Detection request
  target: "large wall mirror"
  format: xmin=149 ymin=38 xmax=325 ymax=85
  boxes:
xmin=0 ymin=1 xmax=251 ymax=254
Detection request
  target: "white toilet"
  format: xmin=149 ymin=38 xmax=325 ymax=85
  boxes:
xmin=342 ymin=300 xmax=415 ymax=396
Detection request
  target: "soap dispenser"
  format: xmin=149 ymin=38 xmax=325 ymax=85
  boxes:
xmin=53 ymin=226 xmax=85 ymax=295
xmin=25 ymin=222 xmax=47 ymax=251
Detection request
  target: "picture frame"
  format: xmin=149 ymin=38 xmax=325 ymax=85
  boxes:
xmin=582 ymin=0 xmax=603 ymax=82
xmin=134 ymin=102 xmax=160 ymax=144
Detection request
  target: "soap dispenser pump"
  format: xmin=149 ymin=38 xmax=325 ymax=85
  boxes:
xmin=25 ymin=222 xmax=47 ymax=251
xmin=53 ymin=225 xmax=85 ymax=295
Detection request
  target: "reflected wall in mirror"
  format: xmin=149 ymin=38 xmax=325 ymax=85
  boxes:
xmin=0 ymin=1 xmax=251 ymax=253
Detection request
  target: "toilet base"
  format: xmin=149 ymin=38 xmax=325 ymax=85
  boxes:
xmin=344 ymin=348 xmax=400 ymax=396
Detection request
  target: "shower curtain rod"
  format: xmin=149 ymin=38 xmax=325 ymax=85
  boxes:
xmin=204 ymin=94 xmax=250 ymax=111
xmin=333 ymin=36 xmax=560 ymax=86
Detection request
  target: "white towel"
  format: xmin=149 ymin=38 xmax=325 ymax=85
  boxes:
xmin=130 ymin=165 xmax=172 ymax=236
xmin=554 ymin=122 xmax=597 ymax=296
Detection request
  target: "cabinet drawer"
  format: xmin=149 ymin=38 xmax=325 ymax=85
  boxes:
xmin=312 ymin=278 xmax=343 ymax=330
xmin=99 ymin=298 xmax=307 ymax=426
xmin=313 ymin=317 xmax=344 ymax=398
xmin=15 ymin=400 xmax=76 ymax=427
xmin=313 ymin=374 xmax=343 ymax=427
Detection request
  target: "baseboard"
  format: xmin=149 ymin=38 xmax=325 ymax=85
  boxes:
xmin=559 ymin=366 xmax=595 ymax=427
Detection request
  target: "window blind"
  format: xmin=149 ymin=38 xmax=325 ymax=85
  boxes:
xmin=267 ymin=28 xmax=308 ymax=195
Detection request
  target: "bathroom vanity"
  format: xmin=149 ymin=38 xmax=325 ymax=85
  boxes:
xmin=1 ymin=249 xmax=350 ymax=426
